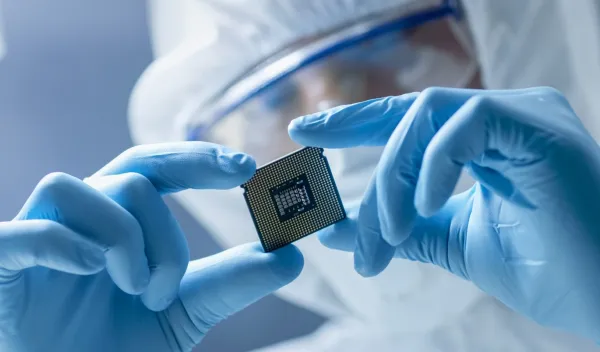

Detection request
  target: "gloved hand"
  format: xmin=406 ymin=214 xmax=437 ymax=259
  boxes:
xmin=0 ymin=142 xmax=303 ymax=352
xmin=289 ymin=87 xmax=600 ymax=342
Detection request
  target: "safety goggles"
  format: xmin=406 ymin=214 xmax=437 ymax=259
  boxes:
xmin=186 ymin=0 xmax=480 ymax=166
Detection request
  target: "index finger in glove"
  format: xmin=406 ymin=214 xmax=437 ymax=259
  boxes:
xmin=91 ymin=142 xmax=257 ymax=193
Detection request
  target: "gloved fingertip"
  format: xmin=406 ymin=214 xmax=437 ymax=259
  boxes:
xmin=266 ymin=244 xmax=304 ymax=284
xmin=414 ymin=199 xmax=438 ymax=219
xmin=354 ymin=259 xmax=373 ymax=277
xmin=287 ymin=119 xmax=312 ymax=146
xmin=354 ymin=239 xmax=394 ymax=277
xmin=217 ymin=149 xmax=256 ymax=179
xmin=144 ymin=294 xmax=177 ymax=312
xmin=414 ymin=180 xmax=432 ymax=217
xmin=288 ymin=113 xmax=320 ymax=132
xmin=354 ymin=246 xmax=393 ymax=277
xmin=415 ymin=171 xmax=456 ymax=219
xmin=380 ymin=230 xmax=409 ymax=247
xmin=287 ymin=116 xmax=305 ymax=131
xmin=316 ymin=217 xmax=358 ymax=252
xmin=158 ymin=295 xmax=177 ymax=310
xmin=354 ymin=255 xmax=385 ymax=278
xmin=287 ymin=111 xmax=338 ymax=146
xmin=122 ymin=265 xmax=151 ymax=295
xmin=131 ymin=279 xmax=150 ymax=296
xmin=317 ymin=229 xmax=350 ymax=251
xmin=79 ymin=246 xmax=107 ymax=274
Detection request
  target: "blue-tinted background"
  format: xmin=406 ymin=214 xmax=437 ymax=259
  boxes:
xmin=0 ymin=1 xmax=323 ymax=351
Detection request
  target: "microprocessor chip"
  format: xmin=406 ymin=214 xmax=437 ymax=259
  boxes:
xmin=241 ymin=147 xmax=346 ymax=252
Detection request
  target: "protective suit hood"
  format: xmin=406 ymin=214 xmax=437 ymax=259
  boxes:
xmin=461 ymin=0 xmax=600 ymax=139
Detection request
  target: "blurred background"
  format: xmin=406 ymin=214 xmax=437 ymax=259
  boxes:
xmin=0 ymin=1 xmax=323 ymax=351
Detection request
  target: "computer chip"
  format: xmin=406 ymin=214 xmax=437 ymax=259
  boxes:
xmin=241 ymin=147 xmax=346 ymax=252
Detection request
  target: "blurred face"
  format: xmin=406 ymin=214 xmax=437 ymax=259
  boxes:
xmin=296 ymin=18 xmax=482 ymax=111
xmin=197 ymin=16 xmax=481 ymax=166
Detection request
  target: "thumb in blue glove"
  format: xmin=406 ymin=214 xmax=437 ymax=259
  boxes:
xmin=289 ymin=87 xmax=600 ymax=342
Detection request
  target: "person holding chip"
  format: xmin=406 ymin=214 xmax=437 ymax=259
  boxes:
xmin=3 ymin=0 xmax=600 ymax=351
xmin=128 ymin=0 xmax=600 ymax=351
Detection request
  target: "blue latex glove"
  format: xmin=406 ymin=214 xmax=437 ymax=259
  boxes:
xmin=289 ymin=87 xmax=600 ymax=342
xmin=0 ymin=142 xmax=303 ymax=352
